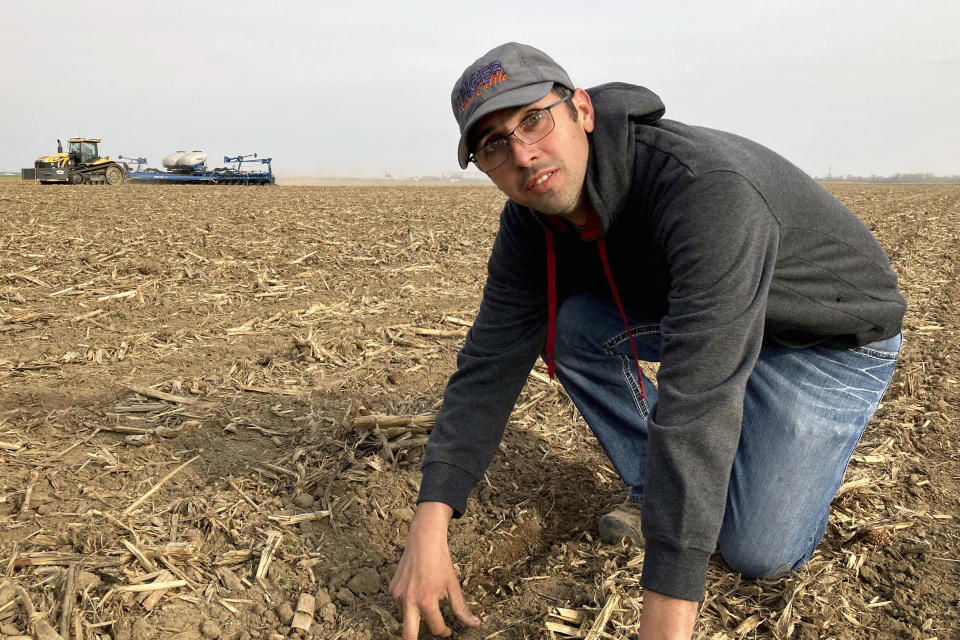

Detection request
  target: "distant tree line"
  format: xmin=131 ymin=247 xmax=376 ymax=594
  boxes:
xmin=817 ymin=172 xmax=960 ymax=184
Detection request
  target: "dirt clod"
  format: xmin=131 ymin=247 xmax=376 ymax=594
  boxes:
xmin=200 ymin=619 xmax=221 ymax=639
xmin=293 ymin=493 xmax=315 ymax=509
xmin=217 ymin=567 xmax=245 ymax=592
xmin=320 ymin=602 xmax=337 ymax=623
xmin=335 ymin=587 xmax=356 ymax=607
xmin=131 ymin=618 xmax=155 ymax=639
xmin=347 ymin=567 xmax=381 ymax=595
xmin=276 ymin=601 xmax=295 ymax=625
xmin=391 ymin=506 xmax=415 ymax=523
xmin=314 ymin=587 xmax=331 ymax=607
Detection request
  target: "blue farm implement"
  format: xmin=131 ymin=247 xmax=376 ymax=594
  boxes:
xmin=124 ymin=153 xmax=274 ymax=185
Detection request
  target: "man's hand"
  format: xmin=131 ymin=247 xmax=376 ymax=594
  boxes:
xmin=637 ymin=589 xmax=698 ymax=640
xmin=389 ymin=502 xmax=481 ymax=639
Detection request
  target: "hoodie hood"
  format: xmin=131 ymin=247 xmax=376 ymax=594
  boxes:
xmin=584 ymin=83 xmax=666 ymax=234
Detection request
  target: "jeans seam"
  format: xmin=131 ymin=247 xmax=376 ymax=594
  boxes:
xmin=602 ymin=324 xmax=660 ymax=351
xmin=621 ymin=354 xmax=649 ymax=419
xmin=600 ymin=324 xmax=659 ymax=420
xmin=602 ymin=338 xmax=653 ymax=420
xmin=845 ymin=347 xmax=898 ymax=361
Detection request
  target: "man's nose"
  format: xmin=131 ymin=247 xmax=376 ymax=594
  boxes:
xmin=507 ymin=135 xmax=539 ymax=167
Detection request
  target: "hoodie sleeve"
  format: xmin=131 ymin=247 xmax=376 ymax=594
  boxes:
xmin=639 ymin=171 xmax=781 ymax=602
xmin=418 ymin=204 xmax=548 ymax=516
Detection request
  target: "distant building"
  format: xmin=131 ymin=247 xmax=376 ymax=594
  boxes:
xmin=440 ymin=171 xmax=488 ymax=182
xmin=382 ymin=170 xmax=489 ymax=182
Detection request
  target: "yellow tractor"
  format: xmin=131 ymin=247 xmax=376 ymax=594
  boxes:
xmin=22 ymin=138 xmax=125 ymax=185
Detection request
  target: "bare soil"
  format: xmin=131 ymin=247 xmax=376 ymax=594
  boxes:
xmin=0 ymin=182 xmax=957 ymax=640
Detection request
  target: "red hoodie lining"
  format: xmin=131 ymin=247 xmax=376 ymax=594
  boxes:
xmin=543 ymin=212 xmax=646 ymax=398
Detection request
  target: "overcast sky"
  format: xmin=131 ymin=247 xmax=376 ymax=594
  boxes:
xmin=4 ymin=1 xmax=958 ymax=178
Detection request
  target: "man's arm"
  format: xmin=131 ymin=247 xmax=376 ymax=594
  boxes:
xmin=638 ymin=591 xmax=698 ymax=640
xmin=393 ymin=206 xmax=546 ymax=636
xmin=389 ymin=502 xmax=481 ymax=639
xmin=640 ymin=173 xmax=781 ymax=601
xmin=419 ymin=204 xmax=548 ymax=513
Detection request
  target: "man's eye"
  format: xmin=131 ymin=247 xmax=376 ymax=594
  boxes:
xmin=522 ymin=111 xmax=546 ymax=128
xmin=482 ymin=138 xmax=508 ymax=153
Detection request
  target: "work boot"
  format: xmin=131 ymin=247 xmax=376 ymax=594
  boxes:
xmin=598 ymin=500 xmax=644 ymax=546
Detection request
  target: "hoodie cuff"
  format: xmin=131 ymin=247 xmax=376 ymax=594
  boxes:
xmin=640 ymin=538 xmax=712 ymax=602
xmin=417 ymin=462 xmax=478 ymax=518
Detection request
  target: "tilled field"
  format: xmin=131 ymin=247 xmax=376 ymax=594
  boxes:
xmin=0 ymin=181 xmax=957 ymax=640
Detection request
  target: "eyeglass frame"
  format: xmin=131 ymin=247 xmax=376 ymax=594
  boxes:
xmin=467 ymin=95 xmax=574 ymax=173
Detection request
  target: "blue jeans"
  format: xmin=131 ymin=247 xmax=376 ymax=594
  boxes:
xmin=551 ymin=293 xmax=901 ymax=578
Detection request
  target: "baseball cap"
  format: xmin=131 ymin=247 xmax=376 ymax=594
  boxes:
xmin=452 ymin=42 xmax=573 ymax=169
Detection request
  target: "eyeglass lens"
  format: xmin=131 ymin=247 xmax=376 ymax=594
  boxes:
xmin=474 ymin=106 xmax=558 ymax=172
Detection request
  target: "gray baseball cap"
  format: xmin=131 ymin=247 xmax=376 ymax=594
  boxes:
xmin=452 ymin=42 xmax=573 ymax=169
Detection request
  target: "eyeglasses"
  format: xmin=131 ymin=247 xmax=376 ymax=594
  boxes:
xmin=468 ymin=95 xmax=573 ymax=173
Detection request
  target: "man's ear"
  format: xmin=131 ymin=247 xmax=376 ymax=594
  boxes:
xmin=573 ymin=88 xmax=595 ymax=134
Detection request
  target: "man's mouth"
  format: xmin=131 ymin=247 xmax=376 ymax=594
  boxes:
xmin=528 ymin=170 xmax=556 ymax=190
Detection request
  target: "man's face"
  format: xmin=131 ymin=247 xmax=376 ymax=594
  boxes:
xmin=471 ymin=88 xmax=595 ymax=223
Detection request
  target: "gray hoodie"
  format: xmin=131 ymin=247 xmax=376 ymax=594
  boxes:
xmin=419 ymin=83 xmax=906 ymax=601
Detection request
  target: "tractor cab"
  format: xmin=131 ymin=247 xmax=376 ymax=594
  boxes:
xmin=68 ymin=138 xmax=101 ymax=165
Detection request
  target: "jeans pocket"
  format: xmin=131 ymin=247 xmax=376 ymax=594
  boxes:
xmin=848 ymin=333 xmax=902 ymax=361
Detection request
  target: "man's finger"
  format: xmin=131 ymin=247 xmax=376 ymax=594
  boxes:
xmin=400 ymin=604 xmax=422 ymax=640
xmin=420 ymin=599 xmax=452 ymax=638
xmin=447 ymin=582 xmax=482 ymax=628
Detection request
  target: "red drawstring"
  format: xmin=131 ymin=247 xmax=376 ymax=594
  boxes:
xmin=545 ymin=229 xmax=557 ymax=379
xmin=543 ymin=214 xmax=645 ymax=399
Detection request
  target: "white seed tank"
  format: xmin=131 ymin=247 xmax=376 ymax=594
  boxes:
xmin=162 ymin=150 xmax=207 ymax=169
xmin=162 ymin=151 xmax=186 ymax=168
